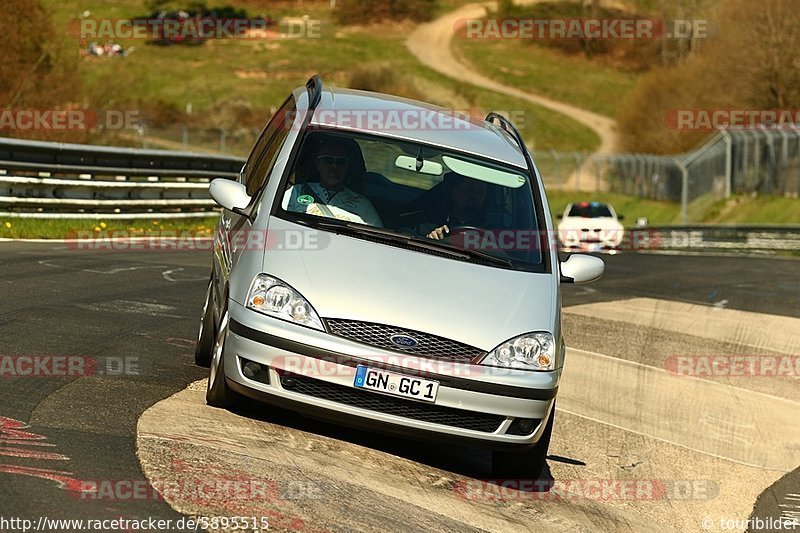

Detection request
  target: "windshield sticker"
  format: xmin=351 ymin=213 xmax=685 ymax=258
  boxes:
xmin=297 ymin=195 xmax=314 ymax=205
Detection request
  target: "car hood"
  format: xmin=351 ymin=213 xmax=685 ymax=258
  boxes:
xmin=262 ymin=217 xmax=557 ymax=351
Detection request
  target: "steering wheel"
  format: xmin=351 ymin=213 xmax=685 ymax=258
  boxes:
xmin=446 ymin=225 xmax=484 ymax=236
xmin=444 ymin=225 xmax=512 ymax=260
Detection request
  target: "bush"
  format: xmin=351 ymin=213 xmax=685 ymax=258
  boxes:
xmin=347 ymin=65 xmax=427 ymax=102
xmin=335 ymin=0 xmax=437 ymax=25
xmin=491 ymin=0 xmax=657 ymax=70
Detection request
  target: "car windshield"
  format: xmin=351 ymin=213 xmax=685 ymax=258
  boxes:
xmin=276 ymin=130 xmax=544 ymax=271
xmin=568 ymin=203 xmax=613 ymax=218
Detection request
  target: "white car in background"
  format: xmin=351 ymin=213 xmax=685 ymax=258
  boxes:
xmin=557 ymin=202 xmax=625 ymax=252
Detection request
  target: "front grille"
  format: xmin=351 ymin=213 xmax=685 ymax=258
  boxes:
xmin=280 ymin=374 xmax=504 ymax=433
xmin=325 ymin=318 xmax=485 ymax=364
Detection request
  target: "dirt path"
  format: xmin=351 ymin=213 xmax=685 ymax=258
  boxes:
xmin=406 ymin=1 xmax=617 ymax=190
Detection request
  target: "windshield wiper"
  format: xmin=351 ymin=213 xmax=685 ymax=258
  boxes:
xmin=307 ymin=217 xmax=513 ymax=267
xmin=407 ymin=235 xmax=514 ymax=267
xmin=311 ymin=218 xmax=409 ymax=241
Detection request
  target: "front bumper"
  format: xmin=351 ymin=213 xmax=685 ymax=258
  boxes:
xmin=223 ymin=300 xmax=559 ymax=449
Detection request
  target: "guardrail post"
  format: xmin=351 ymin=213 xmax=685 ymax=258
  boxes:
xmin=595 ymin=157 xmax=602 ymax=192
xmin=741 ymin=132 xmax=750 ymax=189
xmin=793 ymin=125 xmax=800 ymax=196
xmin=719 ymin=127 xmax=732 ymax=198
xmin=679 ymin=161 xmax=689 ymax=224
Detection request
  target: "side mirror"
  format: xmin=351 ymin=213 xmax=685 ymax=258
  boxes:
xmin=209 ymin=178 xmax=251 ymax=214
xmin=617 ymin=214 xmax=625 ymax=220
xmin=556 ymin=214 xmax=563 ymax=219
xmin=560 ymin=254 xmax=604 ymax=284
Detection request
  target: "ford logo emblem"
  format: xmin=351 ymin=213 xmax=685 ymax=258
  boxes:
xmin=390 ymin=335 xmax=418 ymax=348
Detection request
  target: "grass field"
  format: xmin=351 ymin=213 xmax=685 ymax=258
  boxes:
xmin=454 ymin=33 xmax=640 ymax=119
xmin=697 ymin=195 xmax=800 ymax=224
xmin=41 ymin=0 xmax=600 ymax=155
xmin=546 ymin=191 xmax=680 ymax=224
xmin=0 ymin=217 xmax=217 ymax=240
xmin=546 ymin=191 xmax=800 ymax=225
xmin=18 ymin=1 xmax=795 ymax=233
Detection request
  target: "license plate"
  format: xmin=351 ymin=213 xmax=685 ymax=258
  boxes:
xmin=354 ymin=366 xmax=439 ymax=402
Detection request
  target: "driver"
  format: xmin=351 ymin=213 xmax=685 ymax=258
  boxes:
xmin=422 ymin=173 xmax=487 ymax=240
xmin=283 ymin=138 xmax=383 ymax=227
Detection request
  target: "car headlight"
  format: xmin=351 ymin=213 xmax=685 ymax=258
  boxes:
xmin=480 ymin=332 xmax=556 ymax=371
xmin=246 ymin=274 xmax=324 ymax=331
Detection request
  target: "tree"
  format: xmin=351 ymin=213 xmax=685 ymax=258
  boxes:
xmin=707 ymin=0 xmax=800 ymax=109
xmin=617 ymin=0 xmax=800 ymax=154
xmin=0 ymin=0 xmax=84 ymax=140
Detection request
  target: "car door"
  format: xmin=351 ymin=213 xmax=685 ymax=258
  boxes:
xmin=214 ymin=96 xmax=296 ymax=315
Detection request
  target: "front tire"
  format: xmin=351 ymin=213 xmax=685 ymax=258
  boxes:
xmin=206 ymin=310 xmax=235 ymax=408
xmin=194 ymin=277 xmax=215 ymax=367
xmin=491 ymin=405 xmax=555 ymax=478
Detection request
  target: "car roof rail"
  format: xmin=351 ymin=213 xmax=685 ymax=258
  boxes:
xmin=306 ymin=75 xmax=323 ymax=111
xmin=485 ymin=112 xmax=551 ymax=267
xmin=293 ymin=75 xmax=324 ymax=134
xmin=485 ymin=112 xmax=537 ymax=178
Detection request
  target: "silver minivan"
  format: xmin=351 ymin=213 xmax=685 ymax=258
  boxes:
xmin=196 ymin=76 xmax=604 ymax=477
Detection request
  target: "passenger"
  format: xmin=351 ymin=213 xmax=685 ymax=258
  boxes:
xmin=421 ymin=173 xmax=487 ymax=240
xmin=283 ymin=138 xmax=383 ymax=227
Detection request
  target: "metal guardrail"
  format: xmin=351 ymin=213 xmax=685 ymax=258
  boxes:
xmin=630 ymin=225 xmax=800 ymax=254
xmin=2 ymin=138 xmax=799 ymax=257
xmin=0 ymin=137 xmax=245 ymax=219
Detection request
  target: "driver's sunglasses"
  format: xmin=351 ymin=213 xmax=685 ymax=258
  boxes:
xmin=316 ymin=155 xmax=349 ymax=167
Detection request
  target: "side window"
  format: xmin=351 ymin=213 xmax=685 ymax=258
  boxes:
xmin=243 ymin=96 xmax=296 ymax=197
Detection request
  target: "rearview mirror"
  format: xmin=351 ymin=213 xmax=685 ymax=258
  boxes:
xmin=209 ymin=178 xmax=251 ymax=213
xmin=560 ymin=254 xmax=604 ymax=284
xmin=395 ymin=155 xmax=443 ymax=175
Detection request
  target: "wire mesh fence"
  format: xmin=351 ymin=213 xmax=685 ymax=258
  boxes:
xmin=530 ymin=151 xmax=589 ymax=190
xmin=597 ymin=127 xmax=800 ymax=222
xmin=727 ymin=129 xmax=800 ymax=197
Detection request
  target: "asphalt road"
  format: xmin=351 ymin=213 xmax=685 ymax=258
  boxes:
xmin=0 ymin=243 xmax=210 ymax=528
xmin=0 ymin=242 xmax=798 ymax=532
